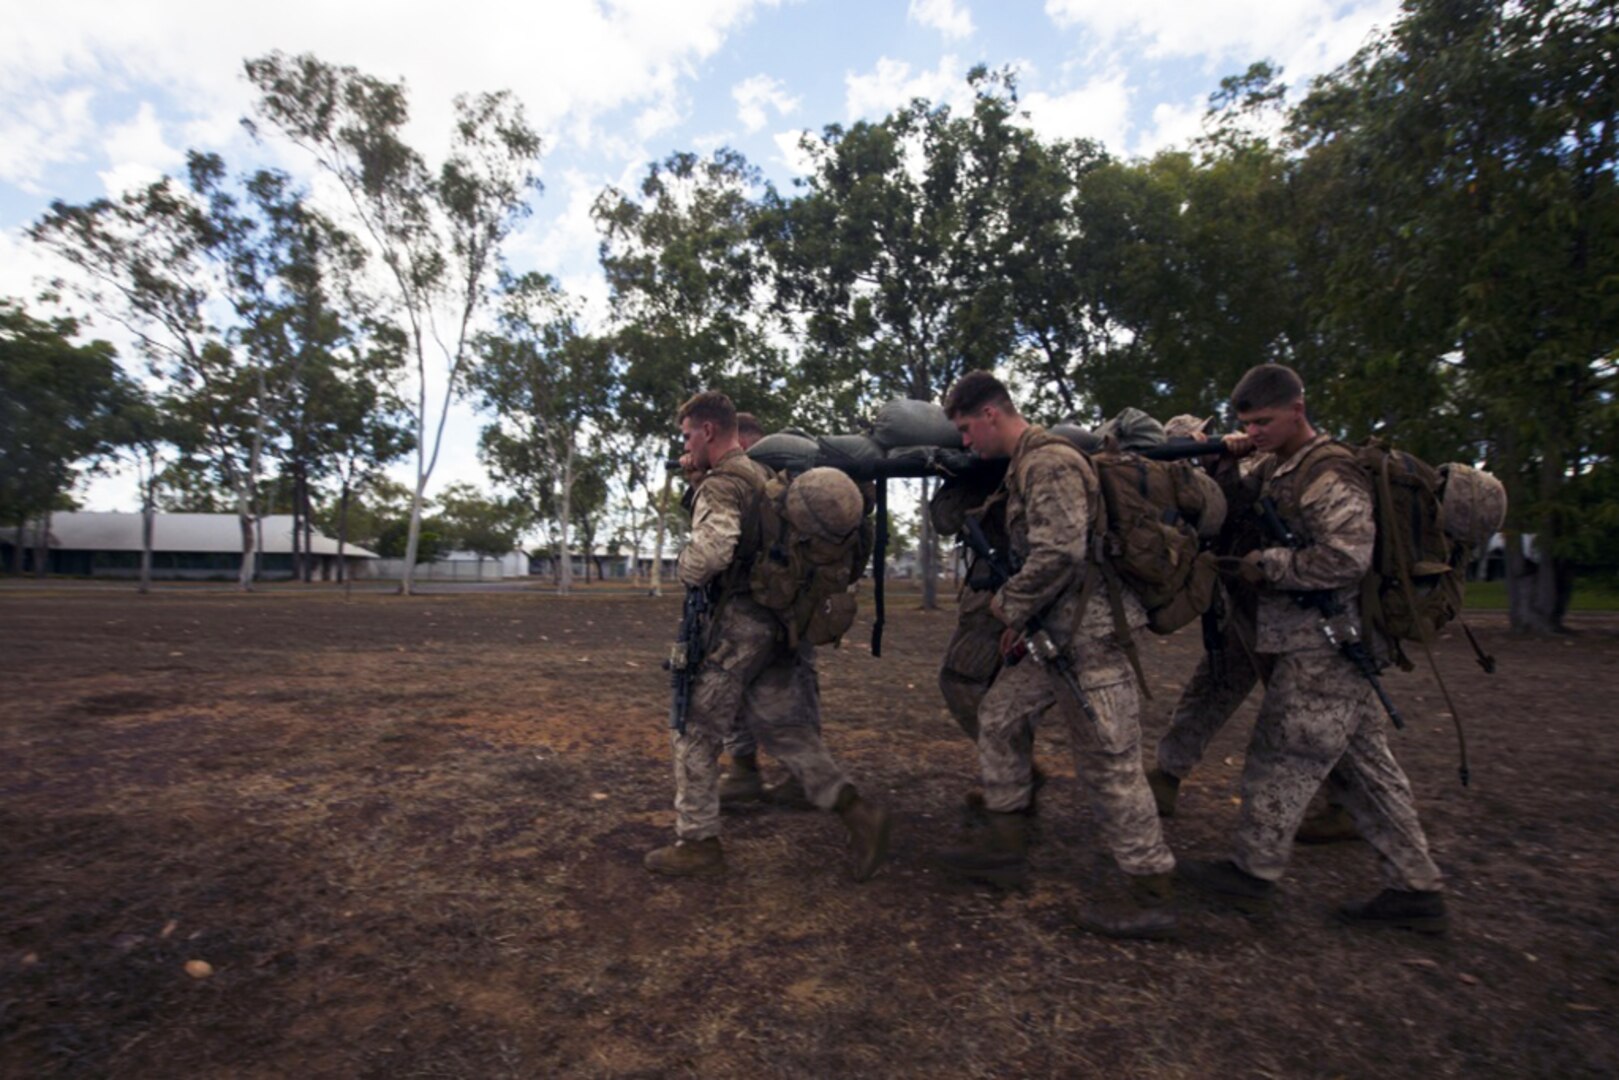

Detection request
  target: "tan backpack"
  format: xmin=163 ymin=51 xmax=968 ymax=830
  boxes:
xmin=747 ymin=466 xmax=874 ymax=648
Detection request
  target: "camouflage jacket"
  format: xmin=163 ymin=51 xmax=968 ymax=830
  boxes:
xmin=1252 ymin=434 xmax=1374 ymax=653
xmin=997 ymin=426 xmax=1146 ymax=645
xmin=676 ymin=449 xmax=767 ymax=593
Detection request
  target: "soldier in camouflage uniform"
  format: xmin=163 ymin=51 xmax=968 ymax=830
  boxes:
xmin=931 ymin=372 xmax=1178 ymax=940
xmin=645 ymin=393 xmax=891 ymax=881
xmin=1178 ymin=365 xmax=1446 ymax=933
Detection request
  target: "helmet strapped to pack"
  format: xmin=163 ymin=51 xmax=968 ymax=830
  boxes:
xmin=748 ymin=466 xmax=874 ymax=649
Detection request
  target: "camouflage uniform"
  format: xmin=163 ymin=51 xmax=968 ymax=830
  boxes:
xmin=669 ymin=449 xmax=852 ymax=841
xmin=1231 ymin=434 xmax=1442 ymax=891
xmin=1156 ymin=451 xmax=1270 ymax=779
xmin=931 ymin=477 xmax=1012 ymax=740
xmin=976 ymin=427 xmax=1175 ymax=878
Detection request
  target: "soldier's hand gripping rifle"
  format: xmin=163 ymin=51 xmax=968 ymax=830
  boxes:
xmin=1256 ymin=497 xmax=1405 ymax=730
xmin=960 ymin=514 xmax=1101 ymax=728
xmin=666 ymin=585 xmax=711 ymax=735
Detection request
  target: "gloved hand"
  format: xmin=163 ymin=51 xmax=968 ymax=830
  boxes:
xmin=1217 ymin=552 xmax=1268 ymax=587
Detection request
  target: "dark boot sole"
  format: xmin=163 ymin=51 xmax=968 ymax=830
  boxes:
xmin=1073 ymin=911 xmax=1181 ymax=941
xmin=1336 ymin=911 xmax=1448 ymax=935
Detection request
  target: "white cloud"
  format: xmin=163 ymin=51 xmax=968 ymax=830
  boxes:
xmin=733 ymin=74 xmax=800 ymax=134
xmin=0 ymin=88 xmax=96 ymax=190
xmin=772 ymin=129 xmax=817 ymax=176
xmin=0 ymin=1 xmax=781 ymax=203
xmin=1133 ymin=98 xmax=1206 ymax=157
xmin=908 ymin=0 xmax=976 ymax=40
xmin=1020 ymin=71 xmax=1133 ymax=153
xmin=844 ymin=55 xmax=974 ymax=121
xmin=97 ymin=101 xmax=182 ymax=196
xmin=1042 ymin=0 xmax=1397 ymax=76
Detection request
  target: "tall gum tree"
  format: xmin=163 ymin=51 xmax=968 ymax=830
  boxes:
xmin=758 ymin=70 xmax=1020 ymax=608
xmin=245 ymin=52 xmax=542 ymax=595
xmin=1287 ymin=0 xmax=1618 ymax=632
xmin=593 ymin=149 xmax=781 ymax=597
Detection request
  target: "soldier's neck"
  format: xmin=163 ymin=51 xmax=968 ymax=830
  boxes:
xmin=1276 ymin=423 xmax=1318 ymax=461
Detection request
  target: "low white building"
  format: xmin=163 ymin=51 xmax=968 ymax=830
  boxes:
xmin=2 ymin=512 xmax=378 ymax=581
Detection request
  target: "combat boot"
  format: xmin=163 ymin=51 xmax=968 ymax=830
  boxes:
xmin=762 ymin=774 xmax=814 ymax=810
xmin=931 ymin=811 xmax=1029 ymax=888
xmin=963 ymin=767 xmax=1047 ymax=827
xmin=1295 ymin=804 xmax=1363 ymax=844
xmin=644 ymin=837 xmax=725 ymax=878
xmin=833 ymin=785 xmax=892 ymax=882
xmin=1072 ymin=873 xmax=1179 ymax=940
xmin=1177 ymin=858 xmax=1274 ymax=914
xmin=718 ymin=752 xmax=764 ymax=804
xmin=1337 ymin=888 xmax=1448 ymax=935
xmin=1146 ymin=768 xmax=1181 ymax=818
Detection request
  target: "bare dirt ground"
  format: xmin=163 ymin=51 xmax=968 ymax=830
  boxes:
xmin=2 ymin=584 xmax=1615 ymax=1078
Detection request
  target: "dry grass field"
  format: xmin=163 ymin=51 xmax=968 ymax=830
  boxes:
xmin=2 ymin=586 xmax=1615 ymax=1077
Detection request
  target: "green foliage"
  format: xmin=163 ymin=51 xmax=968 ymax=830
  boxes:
xmin=435 ymin=481 xmax=530 ymax=558
xmin=0 ymin=300 xmax=134 ymax=526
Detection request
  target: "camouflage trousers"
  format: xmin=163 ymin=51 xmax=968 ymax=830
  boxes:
xmin=977 ymin=633 xmax=1175 ymax=877
xmin=1232 ymin=649 xmax=1442 ymax=892
xmin=1156 ymin=614 xmax=1267 ymax=779
xmin=937 ymin=591 xmax=1005 ymax=740
xmin=671 ymin=595 xmax=850 ymax=841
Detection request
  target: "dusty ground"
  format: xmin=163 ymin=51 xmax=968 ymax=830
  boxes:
xmin=1 ymin=584 xmax=1615 ymax=1078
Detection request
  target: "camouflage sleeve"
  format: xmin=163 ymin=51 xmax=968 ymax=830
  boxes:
xmin=996 ymin=447 xmax=1089 ymax=626
xmin=1258 ymin=468 xmax=1375 ymax=590
xmin=677 ymin=475 xmax=746 ymax=587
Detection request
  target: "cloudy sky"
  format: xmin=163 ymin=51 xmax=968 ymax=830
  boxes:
xmin=2 ymin=0 xmax=1400 ymax=512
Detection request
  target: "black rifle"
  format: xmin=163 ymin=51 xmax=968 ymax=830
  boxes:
xmin=666 ymin=585 xmax=711 ymax=735
xmin=1256 ymin=496 xmax=1405 ymax=729
xmin=960 ymin=515 xmax=1100 ymax=727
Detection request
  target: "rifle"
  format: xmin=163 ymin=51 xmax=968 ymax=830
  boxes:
xmin=960 ymin=514 xmax=1100 ymax=727
xmin=1256 ymin=496 xmax=1405 ymax=729
xmin=666 ymin=584 xmax=711 ymax=735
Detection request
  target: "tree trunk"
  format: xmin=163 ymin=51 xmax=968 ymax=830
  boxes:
xmin=651 ymin=471 xmax=672 ymax=598
xmin=336 ymin=484 xmax=351 ymax=585
xmin=11 ymin=523 xmax=23 ymax=575
xmin=302 ymin=475 xmax=315 ymax=583
xmin=291 ymin=471 xmax=303 ymax=584
xmin=237 ymin=492 xmax=256 ymax=592
xmin=34 ymin=512 xmax=51 ymax=579
xmin=919 ymin=477 xmax=938 ymax=610
xmin=557 ymin=440 xmax=574 ymax=597
xmin=139 ymin=475 xmax=155 ymax=595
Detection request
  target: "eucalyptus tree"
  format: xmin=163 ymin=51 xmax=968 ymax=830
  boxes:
xmin=245 ymin=51 xmax=543 ymax=594
xmin=1287 ymin=0 xmax=1619 ymax=632
xmin=470 ymin=273 xmax=614 ymax=595
xmin=32 ymin=166 xmax=273 ymax=589
xmin=0 ymin=300 xmax=132 ymax=575
xmin=593 ymin=148 xmax=779 ymax=595
xmin=758 ymin=69 xmax=1021 ymax=606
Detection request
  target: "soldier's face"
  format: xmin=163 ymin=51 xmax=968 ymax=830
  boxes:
xmin=681 ymin=418 xmax=714 ymax=470
xmin=1237 ymin=399 xmax=1305 ymax=454
xmin=955 ymin=407 xmax=1006 ymax=458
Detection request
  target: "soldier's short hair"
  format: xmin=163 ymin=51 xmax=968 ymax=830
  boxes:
xmin=736 ymin=411 xmax=764 ymax=441
xmin=677 ymin=391 xmax=737 ymax=432
xmin=944 ymin=371 xmax=1017 ymax=419
xmin=1231 ymin=364 xmax=1305 ymax=413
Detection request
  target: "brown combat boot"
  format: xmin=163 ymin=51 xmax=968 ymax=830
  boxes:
xmin=931 ymin=811 xmax=1029 ymax=888
xmin=644 ymin=837 xmax=725 ymax=877
xmin=718 ymin=752 xmax=764 ymax=804
xmin=1337 ymin=888 xmax=1448 ymax=935
xmin=964 ymin=767 xmax=1047 ymax=827
xmin=1072 ymin=873 xmax=1179 ymax=940
xmin=1295 ymin=804 xmax=1363 ymax=844
xmin=1177 ymin=858 xmax=1274 ymax=914
xmin=1146 ymin=768 xmax=1181 ymax=818
xmin=762 ymin=774 xmax=814 ymax=810
xmin=834 ymin=785 xmax=892 ymax=882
